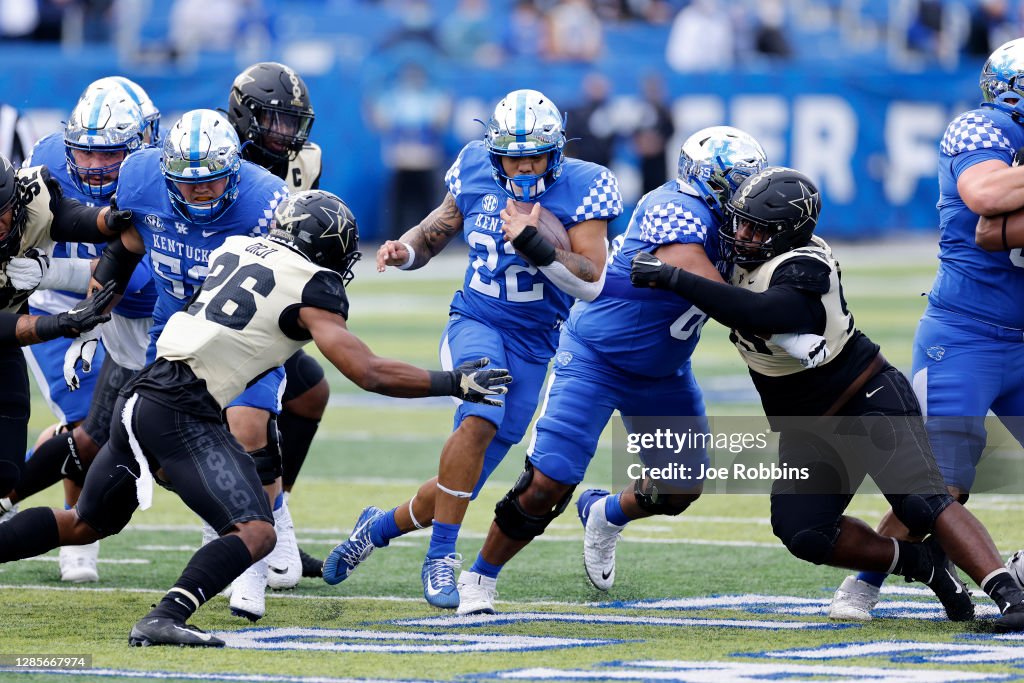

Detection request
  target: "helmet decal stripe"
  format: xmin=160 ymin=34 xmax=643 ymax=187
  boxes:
xmin=112 ymin=76 xmax=143 ymax=109
xmin=515 ymin=90 xmax=527 ymax=142
xmin=87 ymin=92 xmax=106 ymax=131
xmin=189 ymin=111 xmax=202 ymax=166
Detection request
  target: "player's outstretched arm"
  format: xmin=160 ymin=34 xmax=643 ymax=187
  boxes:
xmin=301 ymin=306 xmax=511 ymax=403
xmin=976 ymin=208 xmax=1024 ymax=251
xmin=88 ymin=226 xmax=145 ymax=310
xmin=957 ymin=159 xmax=1024 ymax=217
xmin=376 ymin=193 xmax=464 ymax=272
xmin=0 ymin=280 xmax=115 ymax=347
xmin=49 ymin=195 xmax=134 ymax=243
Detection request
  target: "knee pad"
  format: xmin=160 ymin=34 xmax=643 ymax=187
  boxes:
xmin=494 ymin=461 xmax=575 ymax=541
xmin=893 ymin=493 xmax=952 ymax=537
xmin=633 ymin=479 xmax=698 ymax=516
xmin=249 ymin=417 xmax=283 ymax=486
xmin=785 ymin=527 xmax=837 ymax=565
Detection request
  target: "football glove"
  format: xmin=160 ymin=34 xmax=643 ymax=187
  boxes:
xmin=34 ymin=280 xmax=115 ymax=341
xmin=431 ymin=357 xmax=512 ymax=407
xmin=630 ymin=251 xmax=678 ymax=290
xmin=63 ymin=326 xmax=102 ymax=391
xmin=6 ymin=248 xmax=50 ymax=291
xmin=104 ymin=195 xmax=134 ymax=233
xmin=771 ymin=332 xmax=831 ymax=369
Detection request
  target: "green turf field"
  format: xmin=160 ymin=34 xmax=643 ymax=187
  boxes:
xmin=4 ymin=240 xmax=1024 ymax=683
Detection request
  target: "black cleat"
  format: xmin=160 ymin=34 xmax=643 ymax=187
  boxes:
xmin=300 ymin=547 xmax=323 ymax=578
xmin=994 ymin=603 xmax=1024 ymax=633
xmin=911 ymin=537 xmax=975 ymax=622
xmin=128 ymin=616 xmax=225 ymax=647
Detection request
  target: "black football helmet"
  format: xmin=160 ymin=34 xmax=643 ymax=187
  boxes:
xmin=719 ymin=166 xmax=821 ymax=268
xmin=227 ymin=62 xmax=315 ymax=166
xmin=269 ymin=190 xmax=360 ymax=285
xmin=0 ymin=154 xmax=26 ymax=262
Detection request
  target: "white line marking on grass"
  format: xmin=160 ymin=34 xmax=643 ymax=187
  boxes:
xmin=0 ymin=668 xmax=419 ymax=683
xmin=20 ymin=557 xmax=148 ymax=565
xmin=390 ymin=612 xmax=846 ymax=630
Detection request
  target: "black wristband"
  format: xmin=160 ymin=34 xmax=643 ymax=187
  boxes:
xmin=34 ymin=314 xmax=62 ymax=342
xmin=94 ymin=239 xmax=143 ymax=295
xmin=511 ymin=225 xmax=557 ymax=267
xmin=427 ymin=370 xmax=457 ymax=397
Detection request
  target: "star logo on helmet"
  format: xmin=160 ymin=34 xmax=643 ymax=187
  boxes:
xmin=317 ymin=205 xmax=353 ymax=251
xmin=788 ymin=181 xmax=820 ymax=228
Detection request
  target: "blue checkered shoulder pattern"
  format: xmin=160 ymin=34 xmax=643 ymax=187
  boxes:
xmin=445 ymin=148 xmax=466 ymax=198
xmin=253 ymin=188 xmax=287 ymax=236
xmin=638 ymin=201 xmax=708 ymax=245
xmin=940 ymin=112 xmax=1013 ymax=157
xmin=572 ymin=170 xmax=622 ymax=223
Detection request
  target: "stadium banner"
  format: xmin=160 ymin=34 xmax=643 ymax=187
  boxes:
xmin=0 ymin=48 xmax=984 ymax=239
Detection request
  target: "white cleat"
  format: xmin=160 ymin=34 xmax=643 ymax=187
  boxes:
xmin=59 ymin=541 xmax=99 ymax=583
xmin=456 ymin=571 xmax=497 ymax=616
xmin=0 ymin=497 xmax=18 ymax=524
xmin=829 ymin=575 xmax=880 ymax=621
xmin=229 ymin=559 xmax=268 ymax=621
xmin=265 ymin=500 xmax=301 ymax=590
xmin=581 ymin=493 xmax=624 ymax=591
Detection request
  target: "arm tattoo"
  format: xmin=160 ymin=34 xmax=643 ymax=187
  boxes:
xmin=401 ymin=194 xmax=463 ymax=259
xmin=15 ymin=316 xmax=42 ymax=345
xmin=554 ymin=248 xmax=599 ymax=282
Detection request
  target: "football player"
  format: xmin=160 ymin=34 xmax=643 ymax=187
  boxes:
xmin=1 ymin=82 xmax=159 ymax=583
xmin=0 ymin=190 xmax=510 ymax=647
xmin=325 ymin=89 xmax=621 ymax=610
xmin=831 ymin=37 xmax=1024 ymax=621
xmin=227 ymin=61 xmax=328 ymax=581
xmin=446 ymin=126 xmax=766 ymax=614
xmin=88 ymin=109 xmax=290 ymax=621
xmin=0 ymin=152 xmax=133 ymax=517
xmin=630 ymin=166 xmax=1024 ymax=632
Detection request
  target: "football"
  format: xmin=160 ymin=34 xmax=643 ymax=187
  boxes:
xmin=511 ymin=200 xmax=571 ymax=253
xmin=1007 ymin=550 xmax=1024 ymax=588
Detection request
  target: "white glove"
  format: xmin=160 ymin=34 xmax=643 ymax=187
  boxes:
xmin=63 ymin=326 xmax=102 ymax=391
xmin=771 ymin=332 xmax=831 ymax=369
xmin=6 ymin=248 xmax=50 ymax=291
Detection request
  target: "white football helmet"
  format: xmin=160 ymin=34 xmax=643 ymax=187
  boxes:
xmin=64 ymin=88 xmax=145 ymax=200
xmin=82 ymin=76 xmax=161 ymax=144
xmin=160 ymin=109 xmax=242 ymax=224
xmin=678 ymin=126 xmax=767 ymax=217
xmin=981 ymin=38 xmax=1024 ymax=118
xmin=484 ymin=89 xmax=566 ymax=201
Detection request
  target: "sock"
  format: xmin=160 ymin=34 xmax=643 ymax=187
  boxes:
xmin=14 ymin=432 xmax=76 ymax=499
xmin=856 ymin=571 xmax=888 ymax=588
xmin=370 ymin=507 xmax=402 ymax=548
xmin=0 ymin=507 xmax=61 ymax=563
xmin=603 ymin=492 xmax=631 ymax=527
xmin=148 ymin=535 xmax=252 ymax=622
xmin=426 ymin=521 xmax=460 ymax=559
xmin=981 ymin=568 xmax=1024 ymax=613
xmin=891 ymin=540 xmax=928 ymax=581
xmin=278 ymin=411 xmax=320 ymax=488
xmin=273 ymin=491 xmax=284 ymax=512
xmin=469 ymin=553 xmax=503 ymax=579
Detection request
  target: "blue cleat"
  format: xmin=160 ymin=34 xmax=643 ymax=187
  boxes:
xmin=323 ymin=506 xmax=384 ymax=586
xmin=576 ymin=488 xmax=611 ymax=528
xmin=421 ymin=553 xmax=463 ymax=609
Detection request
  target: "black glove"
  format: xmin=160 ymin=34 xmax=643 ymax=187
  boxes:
xmin=35 ymin=280 xmax=115 ymax=341
xmin=104 ymin=195 xmax=133 ymax=232
xmin=630 ymin=251 xmax=679 ymax=290
xmin=428 ymin=357 xmax=512 ymax=407
xmin=1014 ymin=146 xmax=1024 ymax=167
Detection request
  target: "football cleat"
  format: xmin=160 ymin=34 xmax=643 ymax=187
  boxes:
xmin=911 ymin=537 xmax=975 ymax=622
xmin=994 ymin=602 xmax=1024 ymax=632
xmin=128 ymin=616 xmax=224 ymax=647
xmin=0 ymin=497 xmax=18 ymax=524
xmin=323 ymin=505 xmax=384 ymax=586
xmin=422 ymin=553 xmax=462 ymax=609
xmin=1005 ymin=549 xmax=1024 ymax=587
xmin=577 ymin=489 xmax=624 ymax=591
xmin=266 ymin=500 xmax=301 ymax=589
xmin=300 ymin=547 xmax=323 ymax=578
xmin=229 ymin=558 xmax=267 ymax=621
xmin=59 ymin=541 xmax=99 ymax=583
xmin=828 ymin=576 xmax=880 ymax=621
xmin=456 ymin=570 xmax=497 ymax=616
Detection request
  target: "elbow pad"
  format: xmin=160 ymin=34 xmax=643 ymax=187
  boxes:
xmin=93 ymin=240 xmax=143 ymax=295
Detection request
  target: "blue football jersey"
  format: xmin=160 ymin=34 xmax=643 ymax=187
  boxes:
xmin=931 ymin=106 xmax=1024 ymax=329
xmin=444 ymin=141 xmax=622 ymax=362
xmin=567 ymin=180 xmax=724 ymax=378
xmin=115 ymin=148 xmax=288 ymax=332
xmin=26 ymin=132 xmax=158 ymax=319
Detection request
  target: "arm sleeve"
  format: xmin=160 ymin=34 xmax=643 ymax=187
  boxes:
xmin=49 ymin=195 xmax=108 ymax=243
xmin=665 ymin=259 xmax=827 ymax=334
xmin=280 ymin=270 xmax=349 ymax=340
xmin=0 ymin=311 xmax=22 ymax=346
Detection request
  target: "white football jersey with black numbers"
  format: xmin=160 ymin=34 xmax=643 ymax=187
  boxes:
xmin=730 ymin=235 xmax=853 ymax=377
xmin=156 ymin=234 xmax=348 ymax=408
xmin=0 ymin=166 xmax=58 ymax=312
xmin=286 ymin=143 xmax=322 ymax=192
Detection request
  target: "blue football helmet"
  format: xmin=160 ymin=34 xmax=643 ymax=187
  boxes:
xmin=484 ymin=89 xmax=566 ymax=201
xmin=83 ymin=76 xmax=161 ymax=145
xmin=678 ymin=126 xmax=767 ymax=218
xmin=64 ymin=88 xmax=145 ymax=200
xmin=980 ymin=38 xmax=1024 ymax=119
xmin=160 ymin=109 xmax=242 ymax=225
